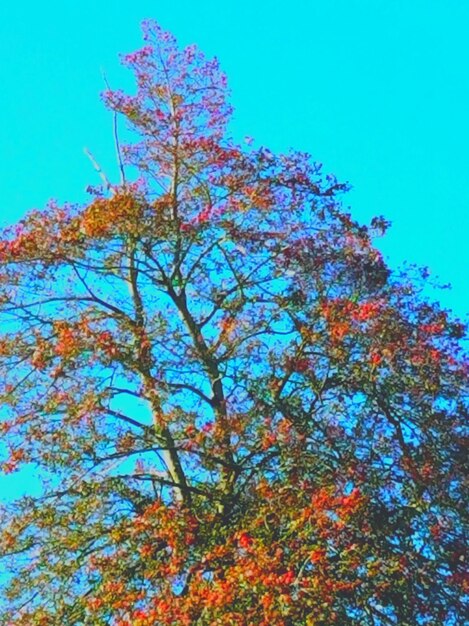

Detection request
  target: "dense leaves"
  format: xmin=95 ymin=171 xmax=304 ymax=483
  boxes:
xmin=0 ymin=20 xmax=467 ymax=625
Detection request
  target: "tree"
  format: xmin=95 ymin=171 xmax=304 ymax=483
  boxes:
xmin=0 ymin=20 xmax=467 ymax=626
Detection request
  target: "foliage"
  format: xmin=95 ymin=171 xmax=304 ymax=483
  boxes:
xmin=0 ymin=20 xmax=467 ymax=625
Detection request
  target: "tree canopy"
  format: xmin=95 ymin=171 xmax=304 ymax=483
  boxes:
xmin=0 ymin=20 xmax=467 ymax=626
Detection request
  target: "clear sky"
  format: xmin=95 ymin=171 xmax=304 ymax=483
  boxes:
xmin=0 ymin=0 xmax=468 ymax=317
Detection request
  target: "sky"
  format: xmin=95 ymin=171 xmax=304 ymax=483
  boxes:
xmin=0 ymin=0 xmax=468 ymax=318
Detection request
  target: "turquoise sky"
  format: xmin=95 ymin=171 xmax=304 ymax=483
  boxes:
xmin=0 ymin=0 xmax=468 ymax=317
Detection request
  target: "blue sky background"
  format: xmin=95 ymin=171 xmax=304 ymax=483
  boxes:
xmin=0 ymin=0 xmax=468 ymax=318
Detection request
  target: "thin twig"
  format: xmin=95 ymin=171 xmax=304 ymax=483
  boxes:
xmin=101 ymin=68 xmax=127 ymax=186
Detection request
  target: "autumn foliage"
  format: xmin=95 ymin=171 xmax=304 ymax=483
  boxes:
xmin=0 ymin=21 xmax=467 ymax=625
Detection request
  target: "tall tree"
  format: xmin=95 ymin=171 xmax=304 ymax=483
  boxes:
xmin=0 ymin=20 xmax=467 ymax=625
